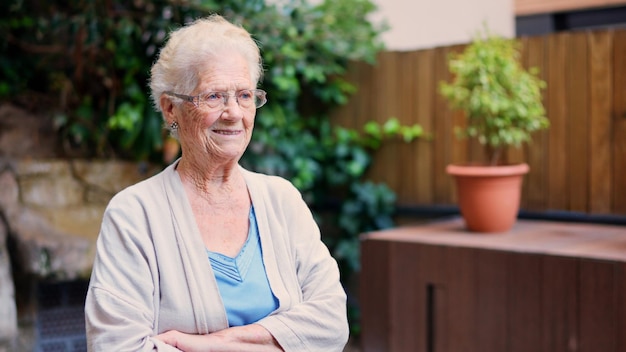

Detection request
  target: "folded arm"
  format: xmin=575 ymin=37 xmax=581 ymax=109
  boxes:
xmin=154 ymin=324 xmax=283 ymax=352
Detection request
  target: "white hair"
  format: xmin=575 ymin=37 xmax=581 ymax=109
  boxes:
xmin=149 ymin=14 xmax=263 ymax=118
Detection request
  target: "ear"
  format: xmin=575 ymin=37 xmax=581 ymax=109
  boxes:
xmin=160 ymin=94 xmax=176 ymax=124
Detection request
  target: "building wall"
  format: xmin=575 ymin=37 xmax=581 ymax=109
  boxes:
xmin=369 ymin=0 xmax=515 ymax=51
xmin=369 ymin=0 xmax=626 ymax=51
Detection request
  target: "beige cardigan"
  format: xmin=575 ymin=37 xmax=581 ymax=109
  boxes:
xmin=85 ymin=161 xmax=349 ymax=351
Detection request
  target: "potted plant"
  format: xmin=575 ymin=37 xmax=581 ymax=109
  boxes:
xmin=439 ymin=26 xmax=549 ymax=233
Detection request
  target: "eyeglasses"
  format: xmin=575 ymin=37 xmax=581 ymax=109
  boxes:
xmin=165 ymin=89 xmax=267 ymax=110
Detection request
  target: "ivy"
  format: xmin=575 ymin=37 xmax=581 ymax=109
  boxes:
xmin=1 ymin=0 xmax=424 ymax=333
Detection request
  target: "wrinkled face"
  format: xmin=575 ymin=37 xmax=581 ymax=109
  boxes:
xmin=174 ymin=50 xmax=256 ymax=163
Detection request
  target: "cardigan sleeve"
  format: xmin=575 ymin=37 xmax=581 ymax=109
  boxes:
xmin=85 ymin=193 xmax=180 ymax=352
xmin=254 ymin=179 xmax=349 ymax=352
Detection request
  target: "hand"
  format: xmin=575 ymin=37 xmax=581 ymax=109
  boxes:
xmin=154 ymin=324 xmax=283 ymax=352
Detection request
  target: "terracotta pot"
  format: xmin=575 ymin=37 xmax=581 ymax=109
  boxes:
xmin=446 ymin=163 xmax=530 ymax=233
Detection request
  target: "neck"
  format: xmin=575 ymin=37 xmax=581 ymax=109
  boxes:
xmin=176 ymin=156 xmax=243 ymax=200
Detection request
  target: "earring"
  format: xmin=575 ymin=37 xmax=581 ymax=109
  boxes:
xmin=170 ymin=121 xmax=179 ymax=130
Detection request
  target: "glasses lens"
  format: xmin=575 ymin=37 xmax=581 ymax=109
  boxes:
xmin=235 ymin=90 xmax=267 ymax=108
xmin=236 ymin=90 xmax=255 ymax=108
xmin=253 ymin=90 xmax=267 ymax=108
xmin=198 ymin=90 xmax=266 ymax=109
xmin=202 ymin=92 xmax=224 ymax=109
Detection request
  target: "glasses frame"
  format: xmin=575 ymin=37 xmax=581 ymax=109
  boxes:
xmin=165 ymin=89 xmax=267 ymax=109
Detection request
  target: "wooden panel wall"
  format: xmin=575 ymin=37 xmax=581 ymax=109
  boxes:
xmin=515 ymin=0 xmax=626 ymax=16
xmin=331 ymin=29 xmax=626 ymax=217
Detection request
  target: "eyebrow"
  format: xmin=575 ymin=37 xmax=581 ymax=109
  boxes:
xmin=198 ymin=83 xmax=254 ymax=91
xmin=199 ymin=88 xmax=254 ymax=94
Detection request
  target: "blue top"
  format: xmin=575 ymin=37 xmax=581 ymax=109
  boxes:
xmin=207 ymin=206 xmax=279 ymax=326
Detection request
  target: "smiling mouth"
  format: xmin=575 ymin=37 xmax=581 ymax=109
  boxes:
xmin=213 ymin=129 xmax=241 ymax=135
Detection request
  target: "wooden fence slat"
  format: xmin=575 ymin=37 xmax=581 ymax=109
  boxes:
xmin=567 ymin=32 xmax=590 ymax=213
xmin=518 ymin=36 xmax=536 ymax=207
xmin=367 ymin=52 xmax=395 ymax=186
xmin=393 ymin=52 xmax=408 ymax=194
xmin=355 ymin=62 xmax=370 ymax=129
xmin=397 ymin=51 xmax=419 ymax=203
xmin=364 ymin=57 xmax=382 ymax=185
xmin=613 ymin=30 xmax=626 ymax=214
xmin=523 ymin=35 xmax=549 ymax=211
xmin=394 ymin=52 xmax=410 ymax=202
xmin=333 ymin=60 xmax=368 ymax=129
xmin=517 ymin=36 xmax=531 ymax=209
xmin=414 ymin=49 xmax=435 ymax=204
xmin=449 ymin=47 xmax=471 ymax=169
xmin=433 ymin=46 xmax=454 ymax=203
xmin=347 ymin=62 xmax=366 ymax=129
xmin=379 ymin=51 xmax=402 ymax=192
xmin=588 ymin=31 xmax=614 ymax=214
xmin=546 ymin=32 xmax=570 ymax=211
xmin=508 ymin=37 xmax=530 ymax=168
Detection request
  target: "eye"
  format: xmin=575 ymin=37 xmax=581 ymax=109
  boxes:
xmin=204 ymin=92 xmax=223 ymax=102
xmin=237 ymin=90 xmax=253 ymax=101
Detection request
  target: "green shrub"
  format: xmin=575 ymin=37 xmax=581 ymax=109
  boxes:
xmin=439 ymin=25 xmax=549 ymax=165
xmin=1 ymin=0 xmax=423 ymax=333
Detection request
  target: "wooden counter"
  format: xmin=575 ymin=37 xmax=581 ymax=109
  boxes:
xmin=359 ymin=217 xmax=626 ymax=352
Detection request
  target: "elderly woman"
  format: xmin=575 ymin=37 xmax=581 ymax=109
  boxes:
xmin=84 ymin=15 xmax=349 ymax=352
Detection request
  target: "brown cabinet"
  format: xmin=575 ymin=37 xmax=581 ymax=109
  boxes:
xmin=359 ymin=217 xmax=626 ymax=352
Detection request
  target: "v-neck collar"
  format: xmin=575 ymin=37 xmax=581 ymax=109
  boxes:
xmin=206 ymin=207 xmax=257 ymax=282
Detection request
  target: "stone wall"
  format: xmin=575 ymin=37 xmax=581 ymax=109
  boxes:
xmin=0 ymin=158 xmax=160 ymax=349
xmin=0 ymin=103 xmax=161 ymax=349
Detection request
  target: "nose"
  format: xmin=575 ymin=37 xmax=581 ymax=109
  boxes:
xmin=221 ymin=95 xmax=244 ymax=118
xmin=223 ymin=93 xmax=243 ymax=108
